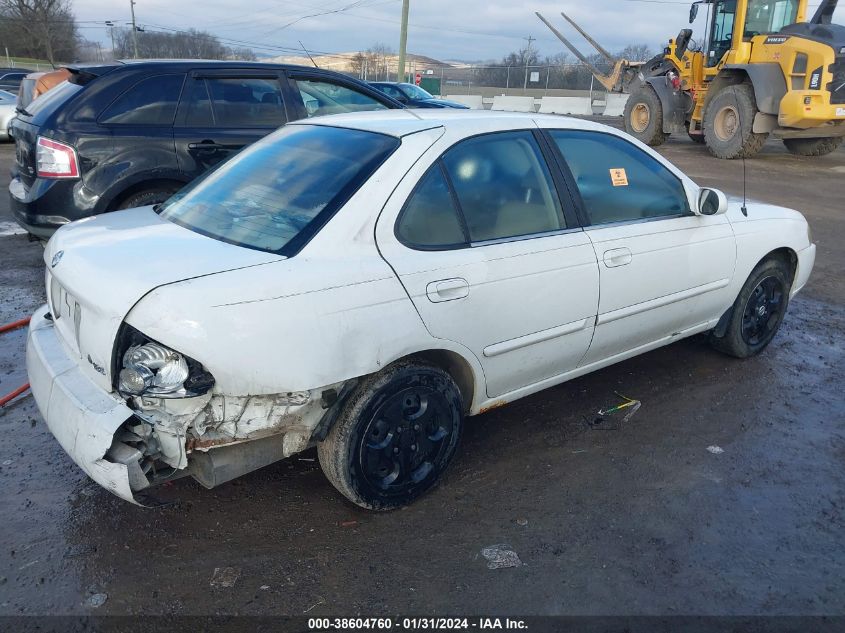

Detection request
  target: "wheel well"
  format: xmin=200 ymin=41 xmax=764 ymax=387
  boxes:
xmin=703 ymin=69 xmax=750 ymax=114
xmin=398 ymin=349 xmax=477 ymax=413
xmin=109 ymin=178 xmax=185 ymax=211
xmin=713 ymin=247 xmax=797 ymax=339
xmin=762 ymin=247 xmax=797 ymax=282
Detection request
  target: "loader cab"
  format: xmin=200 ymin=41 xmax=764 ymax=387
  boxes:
xmin=705 ymin=0 xmax=738 ymax=67
xmin=696 ymin=0 xmax=803 ymax=67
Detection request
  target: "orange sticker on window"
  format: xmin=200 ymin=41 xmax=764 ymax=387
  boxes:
xmin=610 ymin=168 xmax=628 ymax=186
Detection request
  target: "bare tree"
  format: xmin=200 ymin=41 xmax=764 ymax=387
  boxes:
xmin=616 ymin=44 xmax=655 ymax=62
xmin=0 ymin=0 xmax=78 ymax=64
xmin=112 ymin=27 xmax=254 ymax=61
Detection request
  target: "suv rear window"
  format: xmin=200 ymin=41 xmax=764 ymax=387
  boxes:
xmin=158 ymin=124 xmax=399 ymax=255
xmin=100 ymin=74 xmax=185 ymax=125
xmin=24 ymin=80 xmax=82 ymax=121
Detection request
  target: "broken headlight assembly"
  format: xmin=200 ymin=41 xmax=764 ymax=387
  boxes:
xmin=114 ymin=324 xmax=215 ymax=398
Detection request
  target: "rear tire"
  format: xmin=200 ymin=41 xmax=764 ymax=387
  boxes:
xmin=116 ymin=185 xmax=181 ymax=210
xmin=318 ymin=361 xmax=463 ymax=510
xmin=782 ymin=136 xmax=843 ymax=157
xmin=703 ymin=84 xmax=767 ymax=159
xmin=624 ymin=85 xmax=667 ymax=146
xmin=710 ymin=257 xmax=792 ymax=358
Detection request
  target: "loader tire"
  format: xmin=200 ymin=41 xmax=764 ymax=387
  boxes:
xmin=703 ymin=84 xmax=767 ymax=159
xmin=624 ymin=85 xmax=667 ymax=146
xmin=782 ymin=136 xmax=843 ymax=157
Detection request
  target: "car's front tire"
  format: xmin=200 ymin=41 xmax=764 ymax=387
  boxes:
xmin=710 ymin=257 xmax=792 ymax=358
xmin=318 ymin=361 xmax=463 ymax=510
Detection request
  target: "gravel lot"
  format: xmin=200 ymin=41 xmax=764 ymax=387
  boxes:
xmin=0 ymin=127 xmax=843 ymax=619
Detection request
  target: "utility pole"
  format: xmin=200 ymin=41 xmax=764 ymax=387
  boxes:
xmin=129 ymin=0 xmax=139 ymax=59
xmin=397 ymin=0 xmax=409 ymax=83
xmin=105 ymin=21 xmax=116 ymax=58
xmin=523 ymin=34 xmax=535 ymax=93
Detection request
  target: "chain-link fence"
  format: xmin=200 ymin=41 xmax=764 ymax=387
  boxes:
xmin=348 ymin=61 xmax=614 ymax=99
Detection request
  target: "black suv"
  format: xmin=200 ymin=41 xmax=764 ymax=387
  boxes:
xmin=9 ymin=60 xmax=402 ymax=238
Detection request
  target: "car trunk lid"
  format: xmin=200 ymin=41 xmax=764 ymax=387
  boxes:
xmin=44 ymin=207 xmax=283 ymax=391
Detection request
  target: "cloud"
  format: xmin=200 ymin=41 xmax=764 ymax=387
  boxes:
xmin=75 ymin=0 xmax=695 ymax=61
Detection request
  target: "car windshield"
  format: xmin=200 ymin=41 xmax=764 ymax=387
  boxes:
xmin=158 ymin=124 xmax=400 ymax=255
xmin=400 ymin=84 xmax=433 ymax=100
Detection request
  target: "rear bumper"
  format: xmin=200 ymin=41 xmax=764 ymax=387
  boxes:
xmin=26 ymin=304 xmax=140 ymax=504
xmin=791 ymin=243 xmax=816 ymax=298
xmin=9 ymin=175 xmax=91 ymax=239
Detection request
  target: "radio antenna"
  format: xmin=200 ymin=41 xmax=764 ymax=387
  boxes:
xmin=299 ymin=40 xmax=319 ymax=68
xmin=731 ymin=86 xmax=749 ymax=216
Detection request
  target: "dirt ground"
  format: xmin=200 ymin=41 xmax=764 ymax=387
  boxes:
xmin=0 ymin=127 xmax=843 ymax=619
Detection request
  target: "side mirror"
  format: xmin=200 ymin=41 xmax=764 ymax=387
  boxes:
xmin=689 ymin=2 xmax=699 ymax=23
xmin=698 ymin=187 xmax=728 ymax=215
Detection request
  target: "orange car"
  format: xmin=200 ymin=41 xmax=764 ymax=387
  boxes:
xmin=17 ymin=68 xmax=70 ymax=110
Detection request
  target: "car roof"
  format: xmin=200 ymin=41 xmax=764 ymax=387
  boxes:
xmin=112 ymin=59 xmax=320 ymax=71
xmin=289 ymin=109 xmax=612 ymax=138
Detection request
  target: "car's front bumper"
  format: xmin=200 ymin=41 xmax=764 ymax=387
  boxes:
xmin=26 ymin=304 xmax=140 ymax=504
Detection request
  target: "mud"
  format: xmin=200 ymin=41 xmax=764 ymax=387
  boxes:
xmin=0 ymin=133 xmax=843 ymax=616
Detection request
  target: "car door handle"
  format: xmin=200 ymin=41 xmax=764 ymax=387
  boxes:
xmin=187 ymin=140 xmax=227 ymax=151
xmin=603 ymin=247 xmax=633 ymax=267
xmin=426 ymin=278 xmax=469 ymax=303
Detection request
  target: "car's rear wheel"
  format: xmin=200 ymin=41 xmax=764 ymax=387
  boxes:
xmin=116 ymin=185 xmax=181 ymax=210
xmin=318 ymin=361 xmax=463 ymax=510
xmin=710 ymin=257 xmax=792 ymax=358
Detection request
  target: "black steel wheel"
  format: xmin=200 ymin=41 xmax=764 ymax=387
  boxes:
xmin=318 ymin=361 xmax=463 ymax=510
xmin=710 ymin=257 xmax=792 ymax=358
xmin=740 ymin=276 xmax=785 ymax=346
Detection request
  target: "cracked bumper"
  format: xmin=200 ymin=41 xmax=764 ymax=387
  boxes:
xmin=26 ymin=305 xmax=139 ymax=504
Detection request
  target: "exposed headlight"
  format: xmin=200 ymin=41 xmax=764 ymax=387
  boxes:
xmin=115 ymin=327 xmax=214 ymax=398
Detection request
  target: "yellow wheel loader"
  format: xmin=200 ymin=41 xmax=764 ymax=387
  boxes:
xmin=538 ymin=0 xmax=845 ymax=158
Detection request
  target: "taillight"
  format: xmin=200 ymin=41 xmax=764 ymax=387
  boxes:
xmin=36 ymin=136 xmax=79 ymax=178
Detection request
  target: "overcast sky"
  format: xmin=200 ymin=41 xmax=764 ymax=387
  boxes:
xmin=72 ymin=0 xmax=704 ymax=62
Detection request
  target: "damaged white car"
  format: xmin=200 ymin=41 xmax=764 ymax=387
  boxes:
xmin=27 ymin=110 xmax=815 ymax=509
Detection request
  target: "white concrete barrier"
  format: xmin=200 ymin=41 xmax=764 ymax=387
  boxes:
xmin=491 ymin=95 xmax=536 ymax=113
xmin=444 ymin=94 xmax=484 ymax=109
xmin=538 ymin=96 xmax=593 ymax=115
xmin=603 ymin=93 xmax=630 ymax=117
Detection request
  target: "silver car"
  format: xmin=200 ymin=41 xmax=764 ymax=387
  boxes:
xmin=0 ymin=89 xmax=17 ymax=141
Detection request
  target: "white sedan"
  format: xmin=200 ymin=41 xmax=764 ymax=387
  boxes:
xmin=27 ymin=110 xmax=815 ymax=509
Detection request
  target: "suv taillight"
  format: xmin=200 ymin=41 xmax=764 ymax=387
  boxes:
xmin=36 ymin=136 xmax=79 ymax=178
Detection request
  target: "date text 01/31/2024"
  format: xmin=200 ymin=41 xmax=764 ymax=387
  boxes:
xmin=307 ymin=618 xmax=528 ymax=630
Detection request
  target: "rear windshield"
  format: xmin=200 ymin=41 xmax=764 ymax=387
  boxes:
xmin=158 ymin=124 xmax=400 ymax=255
xmin=24 ymin=80 xmax=82 ymax=119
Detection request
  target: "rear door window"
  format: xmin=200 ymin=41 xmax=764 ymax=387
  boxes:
xmin=99 ymin=74 xmax=185 ymax=125
xmin=396 ymin=165 xmax=466 ymax=249
xmin=205 ymin=77 xmax=287 ymax=127
xmin=441 ymin=131 xmax=566 ymax=242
